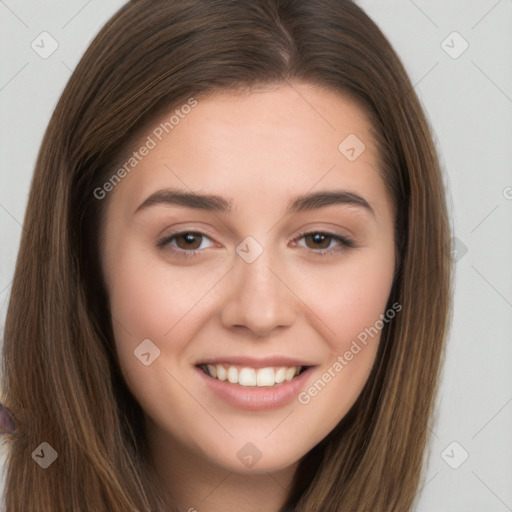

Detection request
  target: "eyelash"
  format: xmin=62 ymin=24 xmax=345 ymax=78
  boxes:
xmin=156 ymin=230 xmax=356 ymax=259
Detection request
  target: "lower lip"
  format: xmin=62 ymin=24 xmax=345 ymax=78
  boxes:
xmin=195 ymin=366 xmax=314 ymax=411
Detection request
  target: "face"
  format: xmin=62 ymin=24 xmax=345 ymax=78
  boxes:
xmin=100 ymin=83 xmax=396 ymax=477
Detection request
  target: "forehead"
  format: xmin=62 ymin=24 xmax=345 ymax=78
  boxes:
xmin=105 ymin=83 xmax=390 ymax=219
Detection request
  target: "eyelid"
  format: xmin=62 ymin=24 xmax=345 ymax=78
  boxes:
xmin=156 ymin=228 xmax=356 ymax=258
xmin=156 ymin=230 xmax=215 ymax=252
xmin=291 ymin=230 xmax=355 ymax=254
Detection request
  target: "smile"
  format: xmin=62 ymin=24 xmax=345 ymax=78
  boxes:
xmin=198 ymin=364 xmax=306 ymax=387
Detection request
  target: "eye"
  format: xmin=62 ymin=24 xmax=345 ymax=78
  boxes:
xmin=156 ymin=231 xmax=214 ymax=256
xmin=294 ymin=231 xmax=355 ymax=255
xmin=156 ymin=229 xmax=355 ymax=259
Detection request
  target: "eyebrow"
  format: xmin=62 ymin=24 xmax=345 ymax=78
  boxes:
xmin=134 ymin=188 xmax=375 ymax=217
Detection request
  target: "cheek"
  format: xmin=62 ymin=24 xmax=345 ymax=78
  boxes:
xmin=300 ymin=248 xmax=395 ymax=350
xmin=291 ymin=247 xmax=395 ymax=417
xmin=106 ymin=242 xmax=225 ymax=369
xmin=101 ymin=227 xmax=397 ymax=471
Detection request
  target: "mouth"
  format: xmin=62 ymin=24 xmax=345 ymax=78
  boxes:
xmin=197 ymin=363 xmax=309 ymax=387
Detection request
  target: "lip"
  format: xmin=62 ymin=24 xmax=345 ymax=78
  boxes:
xmin=195 ymin=365 xmax=315 ymax=411
xmin=194 ymin=355 xmax=312 ymax=368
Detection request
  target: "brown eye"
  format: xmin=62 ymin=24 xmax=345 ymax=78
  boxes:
xmin=156 ymin=231 xmax=213 ymax=253
xmin=174 ymin=232 xmax=203 ymax=250
xmin=294 ymin=231 xmax=355 ymax=256
xmin=303 ymin=233 xmax=333 ymax=250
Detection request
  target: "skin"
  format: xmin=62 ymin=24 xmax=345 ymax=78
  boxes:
xmin=100 ymin=82 xmax=396 ymax=511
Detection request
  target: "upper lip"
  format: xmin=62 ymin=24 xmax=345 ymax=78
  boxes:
xmin=195 ymin=355 xmax=314 ymax=368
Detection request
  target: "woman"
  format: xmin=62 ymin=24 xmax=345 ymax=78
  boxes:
xmin=0 ymin=0 xmax=452 ymax=510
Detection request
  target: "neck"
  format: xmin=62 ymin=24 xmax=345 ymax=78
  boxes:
xmin=145 ymin=420 xmax=298 ymax=512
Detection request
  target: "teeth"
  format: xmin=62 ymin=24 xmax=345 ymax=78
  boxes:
xmin=202 ymin=364 xmax=303 ymax=387
xmin=274 ymin=367 xmax=286 ymax=384
xmin=239 ymin=368 xmax=256 ymax=386
xmin=216 ymin=365 xmax=227 ymax=381
xmin=256 ymin=368 xmax=274 ymax=387
xmin=227 ymin=366 xmax=238 ymax=384
xmin=207 ymin=364 xmax=217 ymax=378
xmin=284 ymin=367 xmax=296 ymax=382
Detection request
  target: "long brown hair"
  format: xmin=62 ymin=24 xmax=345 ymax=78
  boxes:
xmin=1 ymin=0 xmax=452 ymax=510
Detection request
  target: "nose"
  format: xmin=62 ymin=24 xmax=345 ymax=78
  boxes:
xmin=220 ymin=246 xmax=298 ymax=337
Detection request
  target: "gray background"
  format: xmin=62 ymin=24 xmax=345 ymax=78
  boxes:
xmin=0 ymin=1 xmax=511 ymax=510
